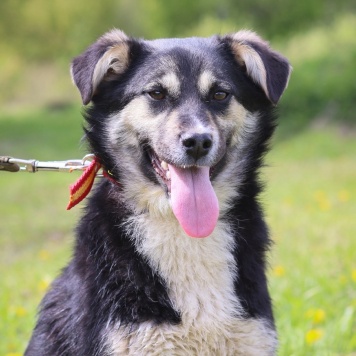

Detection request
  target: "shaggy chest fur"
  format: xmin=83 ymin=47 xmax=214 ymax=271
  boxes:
xmin=129 ymin=215 xmax=239 ymax=322
xmin=105 ymin=214 xmax=276 ymax=355
xmin=107 ymin=320 xmax=276 ymax=355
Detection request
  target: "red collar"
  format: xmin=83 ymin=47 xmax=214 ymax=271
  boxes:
xmin=67 ymin=156 xmax=119 ymax=210
xmin=102 ymin=169 xmax=120 ymax=186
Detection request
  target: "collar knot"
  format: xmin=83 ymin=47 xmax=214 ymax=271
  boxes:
xmin=67 ymin=156 xmax=119 ymax=210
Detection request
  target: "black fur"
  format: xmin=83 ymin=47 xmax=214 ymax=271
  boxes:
xmin=26 ymin=30 xmax=290 ymax=355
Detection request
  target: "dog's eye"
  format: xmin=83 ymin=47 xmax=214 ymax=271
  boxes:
xmin=212 ymin=91 xmax=229 ymax=101
xmin=148 ymin=90 xmax=166 ymax=100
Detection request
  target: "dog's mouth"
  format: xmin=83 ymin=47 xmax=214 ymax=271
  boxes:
xmin=147 ymin=147 xmax=219 ymax=238
xmin=150 ymin=150 xmax=172 ymax=191
xmin=149 ymin=149 xmax=216 ymax=190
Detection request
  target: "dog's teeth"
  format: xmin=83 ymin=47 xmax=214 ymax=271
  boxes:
xmin=161 ymin=161 xmax=168 ymax=171
xmin=166 ymin=170 xmax=171 ymax=180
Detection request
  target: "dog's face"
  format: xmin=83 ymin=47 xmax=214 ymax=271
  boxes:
xmin=71 ymin=30 xmax=291 ymax=238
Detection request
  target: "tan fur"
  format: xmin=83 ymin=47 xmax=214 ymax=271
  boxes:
xmin=107 ymin=96 xmax=222 ymax=170
xmin=107 ymin=319 xmax=277 ymax=355
xmin=221 ymin=99 xmax=249 ymax=145
xmin=159 ymin=72 xmax=181 ymax=97
xmin=106 ymin=99 xmax=170 ymax=215
xmin=230 ymin=42 xmax=269 ymax=101
xmin=92 ymin=43 xmax=130 ymax=94
xmin=231 ymin=30 xmax=268 ymax=46
xmin=102 ymin=29 xmax=129 ymax=43
xmin=106 ymin=95 xmax=258 ymax=217
xmin=197 ymin=71 xmax=216 ymax=95
xmin=229 ymin=30 xmax=292 ymax=103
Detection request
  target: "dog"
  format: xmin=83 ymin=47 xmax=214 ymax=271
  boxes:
xmin=25 ymin=29 xmax=291 ymax=355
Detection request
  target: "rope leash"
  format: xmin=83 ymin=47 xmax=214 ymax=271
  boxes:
xmin=0 ymin=154 xmax=107 ymax=209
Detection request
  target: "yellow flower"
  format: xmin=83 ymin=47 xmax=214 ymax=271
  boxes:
xmin=305 ymin=329 xmax=323 ymax=344
xmin=14 ymin=306 xmax=27 ymax=317
xmin=314 ymin=190 xmax=326 ymax=201
xmin=318 ymin=198 xmax=331 ymax=211
xmin=6 ymin=353 xmax=22 ymax=356
xmin=272 ymin=265 xmax=285 ymax=277
xmin=313 ymin=190 xmax=331 ymax=211
xmin=313 ymin=309 xmax=326 ymax=324
xmin=38 ymin=249 xmax=50 ymax=261
xmin=338 ymin=190 xmax=350 ymax=202
xmin=38 ymin=275 xmax=53 ymax=293
xmin=305 ymin=308 xmax=326 ymax=324
xmin=352 ymin=269 xmax=356 ymax=283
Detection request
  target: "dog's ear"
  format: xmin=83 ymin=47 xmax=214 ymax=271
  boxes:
xmin=71 ymin=29 xmax=131 ymax=105
xmin=222 ymin=30 xmax=292 ymax=104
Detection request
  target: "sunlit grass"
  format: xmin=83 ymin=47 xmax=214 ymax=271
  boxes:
xmin=0 ymin=107 xmax=82 ymax=354
xmin=1 ymin=108 xmax=355 ymax=355
xmin=266 ymin=126 xmax=356 ymax=354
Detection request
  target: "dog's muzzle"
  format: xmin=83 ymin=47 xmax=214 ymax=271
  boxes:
xmin=181 ymin=132 xmax=213 ymax=161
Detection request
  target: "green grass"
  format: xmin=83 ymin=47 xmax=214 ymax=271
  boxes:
xmin=0 ymin=108 xmax=355 ymax=355
xmin=0 ymin=107 xmax=83 ymax=354
xmin=277 ymin=14 xmax=356 ymax=138
xmin=266 ymin=127 xmax=356 ymax=355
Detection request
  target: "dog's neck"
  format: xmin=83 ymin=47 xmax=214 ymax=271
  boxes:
xmin=124 ymin=212 xmax=244 ymax=325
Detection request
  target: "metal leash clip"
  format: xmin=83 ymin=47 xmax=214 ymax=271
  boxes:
xmin=0 ymin=154 xmax=98 ymax=174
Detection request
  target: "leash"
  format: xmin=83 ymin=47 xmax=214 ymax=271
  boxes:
xmin=0 ymin=154 xmax=98 ymax=174
xmin=0 ymin=154 xmax=114 ymax=210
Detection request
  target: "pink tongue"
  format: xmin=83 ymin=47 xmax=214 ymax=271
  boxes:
xmin=169 ymin=165 xmax=219 ymax=238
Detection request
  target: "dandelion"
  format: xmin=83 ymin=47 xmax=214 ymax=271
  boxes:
xmin=38 ymin=275 xmax=53 ymax=293
xmin=6 ymin=353 xmax=22 ymax=356
xmin=14 ymin=306 xmax=27 ymax=317
xmin=38 ymin=249 xmax=50 ymax=261
xmin=313 ymin=190 xmax=331 ymax=211
xmin=305 ymin=329 xmax=323 ymax=345
xmin=352 ymin=269 xmax=356 ymax=283
xmin=337 ymin=190 xmax=350 ymax=202
xmin=306 ymin=308 xmax=326 ymax=324
xmin=314 ymin=309 xmax=325 ymax=324
xmin=315 ymin=195 xmax=331 ymax=211
xmin=272 ymin=265 xmax=285 ymax=277
xmin=313 ymin=190 xmax=326 ymax=201
xmin=319 ymin=199 xmax=331 ymax=211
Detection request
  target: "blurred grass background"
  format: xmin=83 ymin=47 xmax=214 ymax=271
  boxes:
xmin=0 ymin=1 xmax=355 ymax=355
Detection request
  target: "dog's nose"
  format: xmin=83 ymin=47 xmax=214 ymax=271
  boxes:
xmin=182 ymin=133 xmax=213 ymax=160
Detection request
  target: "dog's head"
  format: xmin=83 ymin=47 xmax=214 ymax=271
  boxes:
xmin=71 ymin=29 xmax=291 ymax=238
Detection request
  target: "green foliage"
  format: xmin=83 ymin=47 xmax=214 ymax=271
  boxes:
xmin=1 ymin=1 xmax=355 ymax=129
xmin=1 ymin=0 xmax=355 ymax=59
xmin=0 ymin=0 xmax=120 ymax=59
xmin=128 ymin=0 xmax=356 ymax=40
xmin=1 ymin=2 xmax=355 ymax=130
xmin=278 ymin=14 xmax=356 ymax=134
